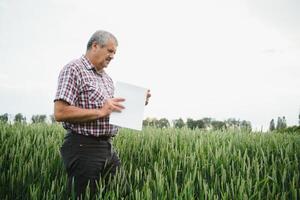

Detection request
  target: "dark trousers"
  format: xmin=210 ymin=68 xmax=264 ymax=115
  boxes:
xmin=60 ymin=131 xmax=121 ymax=199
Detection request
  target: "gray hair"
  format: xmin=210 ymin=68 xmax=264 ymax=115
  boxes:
xmin=86 ymin=30 xmax=118 ymax=50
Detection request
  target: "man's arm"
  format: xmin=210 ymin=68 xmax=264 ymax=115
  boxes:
xmin=54 ymin=98 xmax=125 ymax=123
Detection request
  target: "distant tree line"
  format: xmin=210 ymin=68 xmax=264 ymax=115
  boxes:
xmin=143 ymin=117 xmax=252 ymax=132
xmin=269 ymin=114 xmax=300 ymax=134
xmin=0 ymin=113 xmax=56 ymax=124
xmin=1 ymin=112 xmax=299 ymax=134
xmin=269 ymin=116 xmax=287 ymax=131
xmin=0 ymin=113 xmax=252 ymax=132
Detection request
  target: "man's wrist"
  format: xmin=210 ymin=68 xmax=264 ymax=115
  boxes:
xmin=97 ymin=109 xmax=104 ymax=119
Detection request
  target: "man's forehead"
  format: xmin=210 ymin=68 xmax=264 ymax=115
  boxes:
xmin=106 ymin=40 xmax=117 ymax=50
xmin=108 ymin=39 xmax=117 ymax=46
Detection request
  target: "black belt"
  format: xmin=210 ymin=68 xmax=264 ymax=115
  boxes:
xmin=67 ymin=130 xmax=112 ymax=141
xmin=88 ymin=134 xmax=112 ymax=141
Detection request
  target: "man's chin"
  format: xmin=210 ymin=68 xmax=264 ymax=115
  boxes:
xmin=104 ymin=63 xmax=110 ymax=68
xmin=99 ymin=63 xmax=108 ymax=69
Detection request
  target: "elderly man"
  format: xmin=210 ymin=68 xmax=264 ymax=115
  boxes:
xmin=54 ymin=30 xmax=150 ymax=199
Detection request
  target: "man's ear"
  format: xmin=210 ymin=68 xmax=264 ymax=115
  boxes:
xmin=92 ymin=42 xmax=98 ymax=50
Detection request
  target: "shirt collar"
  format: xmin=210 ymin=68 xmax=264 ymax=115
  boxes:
xmin=80 ymin=55 xmax=105 ymax=75
xmin=81 ymin=55 xmax=94 ymax=70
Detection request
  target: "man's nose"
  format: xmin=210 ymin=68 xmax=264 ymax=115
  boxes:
xmin=108 ymin=53 xmax=114 ymax=60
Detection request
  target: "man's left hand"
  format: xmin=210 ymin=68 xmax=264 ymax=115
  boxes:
xmin=145 ymin=89 xmax=151 ymax=105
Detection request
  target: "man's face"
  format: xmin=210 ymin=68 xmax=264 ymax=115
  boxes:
xmin=93 ymin=39 xmax=117 ymax=71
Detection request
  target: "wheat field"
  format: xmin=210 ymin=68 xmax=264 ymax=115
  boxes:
xmin=1 ymin=123 xmax=299 ymax=199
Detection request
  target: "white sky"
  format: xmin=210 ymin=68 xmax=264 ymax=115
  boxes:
xmin=0 ymin=0 xmax=299 ymax=130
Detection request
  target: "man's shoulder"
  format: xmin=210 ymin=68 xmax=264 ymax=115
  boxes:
xmin=61 ymin=57 xmax=84 ymax=73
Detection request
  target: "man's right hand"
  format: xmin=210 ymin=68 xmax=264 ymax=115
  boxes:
xmin=99 ymin=98 xmax=125 ymax=117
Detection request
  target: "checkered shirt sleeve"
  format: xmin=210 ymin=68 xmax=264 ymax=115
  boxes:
xmin=55 ymin=65 xmax=79 ymax=105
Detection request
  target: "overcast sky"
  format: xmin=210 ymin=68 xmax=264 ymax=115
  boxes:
xmin=0 ymin=0 xmax=299 ymax=130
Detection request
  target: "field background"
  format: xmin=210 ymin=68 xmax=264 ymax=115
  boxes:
xmin=1 ymin=123 xmax=300 ymax=199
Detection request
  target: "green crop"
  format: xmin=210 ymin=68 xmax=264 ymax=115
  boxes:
xmin=1 ymin=123 xmax=299 ymax=199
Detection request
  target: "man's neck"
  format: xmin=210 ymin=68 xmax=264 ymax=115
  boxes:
xmin=85 ymin=53 xmax=95 ymax=65
xmin=95 ymin=68 xmax=104 ymax=74
xmin=85 ymin=53 xmax=104 ymax=73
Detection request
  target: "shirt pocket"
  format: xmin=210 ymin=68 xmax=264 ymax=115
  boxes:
xmin=85 ymin=83 xmax=105 ymax=107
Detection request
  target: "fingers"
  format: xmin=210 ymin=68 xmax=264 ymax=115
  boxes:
xmin=147 ymin=89 xmax=151 ymax=98
xmin=113 ymin=97 xmax=125 ymax=102
xmin=110 ymin=98 xmax=125 ymax=112
xmin=112 ymin=102 xmax=125 ymax=110
xmin=145 ymin=89 xmax=151 ymax=105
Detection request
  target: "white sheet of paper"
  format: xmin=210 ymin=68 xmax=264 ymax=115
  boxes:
xmin=110 ymin=81 xmax=147 ymax=131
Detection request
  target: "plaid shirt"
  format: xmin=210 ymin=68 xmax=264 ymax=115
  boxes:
xmin=54 ymin=55 xmax=118 ymax=137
